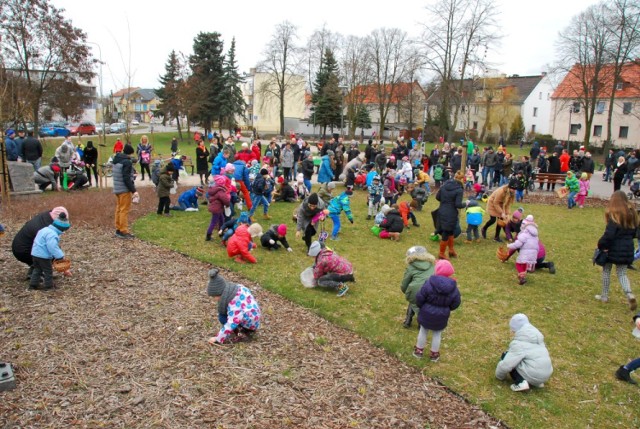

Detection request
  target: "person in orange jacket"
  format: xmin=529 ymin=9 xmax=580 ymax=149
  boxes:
xmin=398 ymin=200 xmax=420 ymax=228
xmin=227 ymin=223 xmax=263 ymax=264
xmin=559 ymin=149 xmax=570 ymax=173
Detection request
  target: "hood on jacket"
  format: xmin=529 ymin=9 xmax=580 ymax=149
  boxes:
xmin=112 ymin=152 xmax=130 ymax=165
xmin=430 ymin=275 xmax=458 ymax=295
xmin=521 ymin=224 xmax=539 ymax=237
xmin=513 ymin=323 xmax=545 ymax=345
xmin=441 ymin=178 xmax=463 ymax=192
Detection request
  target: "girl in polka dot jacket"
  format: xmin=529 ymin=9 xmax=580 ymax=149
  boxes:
xmin=207 ymin=269 xmax=261 ymax=344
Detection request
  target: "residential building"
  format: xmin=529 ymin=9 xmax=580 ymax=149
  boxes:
xmin=550 ymin=61 xmax=640 ymax=149
xmin=112 ymin=87 xmax=159 ymax=123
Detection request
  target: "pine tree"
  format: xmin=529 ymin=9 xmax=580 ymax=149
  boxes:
xmin=156 ymin=50 xmax=183 ymax=137
xmin=508 ymin=114 xmax=525 ymax=144
xmin=218 ymin=38 xmax=246 ymax=133
xmin=310 ymin=48 xmax=342 ymax=136
xmin=354 ymin=105 xmax=372 ymax=130
xmin=189 ymin=32 xmax=225 ymax=132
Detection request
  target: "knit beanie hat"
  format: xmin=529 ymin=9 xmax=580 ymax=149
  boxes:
xmin=512 ymin=210 xmax=522 ymax=220
xmin=123 ymin=144 xmax=135 ymax=155
xmin=381 ymin=204 xmax=391 ymax=215
xmin=237 ymin=212 xmax=250 ymax=224
xmin=224 ymin=163 xmax=236 ymax=174
xmin=522 ymin=215 xmax=535 ymax=226
xmin=277 ymin=224 xmax=287 ymax=236
xmin=327 ymin=182 xmax=336 ymax=190
xmin=50 ymin=206 xmax=69 ymax=220
xmin=248 ymin=223 xmax=263 ymax=238
xmin=326 ymin=150 xmax=335 ymax=157
xmin=165 ymin=162 xmax=175 ymax=171
xmin=308 ymin=240 xmax=322 ymax=257
xmin=195 ymin=186 xmax=204 ymax=196
xmin=510 ymin=313 xmax=529 ymax=332
xmin=307 ymin=193 xmax=319 ymax=205
xmin=435 ymin=259 xmax=454 ymax=277
xmin=52 ymin=213 xmax=70 ymax=232
xmin=260 ymin=168 xmax=269 ymax=176
xmin=207 ymin=269 xmax=227 ymax=296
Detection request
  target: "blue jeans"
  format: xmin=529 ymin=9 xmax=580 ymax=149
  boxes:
xmin=304 ymin=178 xmax=312 ymax=192
xmin=466 ymin=225 xmax=479 ymax=240
xmin=516 ymin=189 xmax=524 ymax=202
xmin=604 ymin=166 xmax=612 ymax=181
xmin=248 ymin=193 xmax=269 ymax=216
xmin=567 ymin=191 xmax=577 ymax=208
xmin=329 ymin=213 xmax=341 ymax=237
xmin=625 ymin=357 xmax=640 ymax=372
xmin=483 ymin=167 xmax=495 ymax=188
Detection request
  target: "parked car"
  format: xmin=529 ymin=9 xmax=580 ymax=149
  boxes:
xmin=131 ymin=119 xmax=140 ymax=126
xmin=69 ymin=121 xmax=96 ymax=136
xmin=95 ymin=124 xmax=105 ymax=134
xmin=109 ymin=122 xmax=127 ymax=134
xmin=39 ymin=122 xmax=70 ymax=137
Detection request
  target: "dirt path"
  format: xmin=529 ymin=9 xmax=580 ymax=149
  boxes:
xmin=0 ymin=191 xmax=504 ymax=428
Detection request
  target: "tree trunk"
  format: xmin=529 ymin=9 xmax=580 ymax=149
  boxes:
xmin=279 ymin=93 xmax=285 ymax=136
xmin=176 ymin=115 xmax=183 ymax=140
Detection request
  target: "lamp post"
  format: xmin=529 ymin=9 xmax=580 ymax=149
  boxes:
xmin=339 ymin=85 xmax=348 ymax=138
xmin=87 ymin=41 xmax=105 ymax=187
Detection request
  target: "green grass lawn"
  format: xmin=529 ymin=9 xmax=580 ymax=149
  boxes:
xmin=133 ymin=187 xmax=640 ymax=428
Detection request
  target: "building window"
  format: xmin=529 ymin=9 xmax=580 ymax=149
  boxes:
xmin=531 ymin=125 xmax=536 ymax=133
xmin=474 ymin=105 xmax=479 ymax=114
xmin=570 ymin=124 xmax=580 ymax=135
xmin=594 ymin=125 xmax=602 ymax=137
xmin=472 ymin=121 xmax=478 ymax=130
xmin=623 ymin=102 xmax=632 ymax=114
xmin=617 ymin=82 xmax=623 ymax=90
xmin=596 ymin=101 xmax=605 ymax=114
xmin=533 ymin=107 xmax=538 ymax=117
xmin=619 ymin=126 xmax=629 ymax=138
xmin=143 ymin=104 xmax=148 ymax=111
xmin=461 ymin=105 xmax=466 ymax=113
xmin=572 ymin=102 xmax=580 ymax=113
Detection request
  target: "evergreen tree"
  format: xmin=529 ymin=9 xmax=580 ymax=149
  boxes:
xmin=189 ymin=32 xmax=225 ymax=132
xmin=310 ymin=48 xmax=342 ymax=136
xmin=508 ymin=114 xmax=525 ymax=144
xmin=156 ymin=50 xmax=183 ymax=138
xmin=218 ymin=38 xmax=246 ymax=132
xmin=354 ymin=105 xmax=372 ymax=130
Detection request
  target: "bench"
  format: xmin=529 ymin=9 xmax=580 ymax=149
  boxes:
xmin=536 ymin=172 xmax=565 ymax=188
xmin=182 ymin=155 xmax=195 ymax=175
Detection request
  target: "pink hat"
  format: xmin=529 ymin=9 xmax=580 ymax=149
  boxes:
xmin=522 ymin=215 xmax=535 ymax=225
xmin=512 ymin=211 xmax=522 ymax=220
xmin=50 ymin=206 xmax=69 ymax=220
xmin=224 ymin=163 xmax=235 ymax=173
xmin=277 ymin=224 xmax=287 ymax=236
xmin=435 ymin=259 xmax=455 ymax=277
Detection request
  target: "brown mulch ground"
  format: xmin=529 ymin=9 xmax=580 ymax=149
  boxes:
xmin=0 ymin=190 xmax=506 ymax=428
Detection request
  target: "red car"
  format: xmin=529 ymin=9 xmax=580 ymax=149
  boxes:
xmin=69 ymin=121 xmax=96 ymax=136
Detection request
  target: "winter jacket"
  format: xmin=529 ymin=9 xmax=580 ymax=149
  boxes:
xmin=469 ymin=153 xmax=481 ymax=172
xmin=55 ymin=142 xmax=78 ymax=168
xmin=495 ymin=323 xmax=553 ymax=386
xmin=327 ymin=192 xmax=353 ymax=221
xmin=156 ymin=167 xmax=174 ymax=198
xmin=401 ymin=258 xmax=435 ymax=314
xmin=301 ymin=158 xmax=315 ymax=180
xmin=581 ymin=157 xmax=595 ymax=174
xmin=547 ymin=155 xmax=561 ymax=174
xmin=235 ymin=149 xmax=255 ymax=165
xmin=251 ymin=175 xmax=270 ymax=196
xmin=578 ymin=179 xmax=590 ymax=196
xmin=486 ymin=185 xmax=513 ymax=218
xmin=398 ymin=201 xmax=413 ymax=227
xmin=318 ymin=155 xmax=334 ymax=184
xmin=382 ymin=209 xmax=404 ymax=233
xmin=211 ymin=152 xmax=228 ymax=175
xmin=435 ymin=179 xmax=466 ymax=233
xmin=196 ymin=145 xmax=210 ymax=173
xmin=483 ymin=150 xmax=498 ymax=167
xmin=226 ymin=224 xmax=256 ymax=263
xmin=375 ymin=153 xmax=387 ymax=172
xmin=83 ymin=146 xmax=98 ymax=166
xmin=112 ymin=153 xmax=136 ymax=195
xmin=207 ymin=184 xmax=230 ymax=214
xmin=529 ymin=143 xmax=541 ymax=160
xmin=12 ymin=211 xmax=53 ymax=257
xmin=261 ymin=225 xmax=290 ymax=249
xmin=565 ymin=175 xmax=579 ymax=192
xmin=598 ymin=220 xmax=637 ymax=265
xmin=21 ymin=136 xmax=43 ymax=162
xmin=31 ymin=224 xmax=65 ymax=260
xmin=416 ymin=274 xmax=461 ymax=331
xmin=232 ymin=160 xmax=251 ymax=189
xmin=33 ymin=166 xmax=59 ymax=190
xmin=559 ymin=153 xmax=570 ymax=172
xmin=507 ymin=223 xmax=539 ymax=265
xmin=281 ymin=147 xmax=294 ymax=168
xmin=296 ymin=198 xmax=326 ymax=232
xmin=313 ymin=248 xmax=353 ymax=279
xmin=275 ymin=183 xmax=296 ymax=202
xmin=213 ymin=285 xmax=261 ymax=343
xmin=5 ymin=136 xmax=18 ymax=161
xmin=178 ymin=187 xmax=200 ymax=209
xmin=465 ymin=205 xmax=485 ymax=226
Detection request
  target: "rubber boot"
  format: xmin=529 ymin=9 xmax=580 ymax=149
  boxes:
xmin=448 ymin=236 xmax=458 ymax=258
xmin=438 ymin=240 xmax=448 ymax=260
xmin=205 ymin=234 xmax=212 ymax=241
xmin=403 ymin=304 xmax=414 ymax=328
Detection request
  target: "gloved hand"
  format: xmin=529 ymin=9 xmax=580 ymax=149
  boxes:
xmin=287 ymin=247 xmax=293 ymax=252
xmin=269 ymin=239 xmax=275 ymax=245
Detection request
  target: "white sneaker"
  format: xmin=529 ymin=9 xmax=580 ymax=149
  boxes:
xmin=510 ymin=380 xmax=530 ymax=392
xmin=595 ymin=294 xmax=609 ymax=303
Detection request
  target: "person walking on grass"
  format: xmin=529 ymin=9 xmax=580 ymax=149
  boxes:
xmin=595 ymin=190 xmax=639 ymax=310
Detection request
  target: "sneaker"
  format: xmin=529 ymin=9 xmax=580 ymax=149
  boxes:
xmin=163 ymin=213 xmax=172 ymax=217
xmin=429 ymin=351 xmax=440 ymax=362
xmin=464 ymin=239 xmax=472 ymax=244
xmin=366 ymin=215 xmax=372 ymax=220
xmin=336 ymin=284 xmax=349 ymax=297
xmin=510 ymin=380 xmax=530 ymax=392
xmin=413 ymin=347 xmax=424 ymax=359
xmin=330 ymin=236 xmax=340 ymax=241
xmin=413 ymin=223 xmax=420 ymax=227
xmin=494 ymin=237 xmax=503 ymax=243
xmin=475 ymin=239 xmax=482 ymax=243
xmin=629 ymin=294 xmax=637 ymax=311
xmin=548 ymin=262 xmax=556 ymax=274
xmin=518 ymin=276 xmax=527 ymax=285
xmin=595 ymin=294 xmax=609 ymax=303
xmin=263 ymin=214 xmax=272 ymax=220
xmin=115 ymin=231 xmax=134 ymax=239
xmin=615 ymin=366 xmax=637 ymax=384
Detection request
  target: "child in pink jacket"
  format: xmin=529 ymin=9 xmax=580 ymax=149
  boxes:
xmin=576 ymin=172 xmax=590 ymax=208
xmin=506 ymin=215 xmax=539 ymax=285
xmin=308 ymin=240 xmax=355 ymax=297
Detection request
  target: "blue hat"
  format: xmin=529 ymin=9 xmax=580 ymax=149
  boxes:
xmin=52 ymin=213 xmax=70 ymax=231
xmin=6 ymin=129 xmax=15 ymax=136
xmin=237 ymin=211 xmax=250 ymax=224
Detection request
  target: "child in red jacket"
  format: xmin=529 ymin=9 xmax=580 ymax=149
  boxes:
xmin=227 ymin=223 xmax=263 ymax=263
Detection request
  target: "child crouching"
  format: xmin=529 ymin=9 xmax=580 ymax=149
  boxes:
xmin=207 ymin=269 xmax=261 ymax=345
xmin=227 ymin=223 xmax=263 ymax=264
xmin=506 ymin=214 xmax=539 ymax=285
xmin=30 ymin=213 xmax=71 ymax=290
xmin=261 ymin=224 xmax=293 ymax=252
xmin=308 ymin=240 xmax=354 ymax=297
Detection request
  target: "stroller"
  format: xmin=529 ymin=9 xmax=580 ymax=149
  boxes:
xmin=628 ymin=181 xmax=640 ymax=200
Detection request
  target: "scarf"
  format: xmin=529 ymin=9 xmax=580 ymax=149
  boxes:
xmin=218 ymin=283 xmax=239 ymax=315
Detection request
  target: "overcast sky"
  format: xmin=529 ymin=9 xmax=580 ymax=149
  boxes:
xmin=55 ymin=0 xmax=601 ymax=94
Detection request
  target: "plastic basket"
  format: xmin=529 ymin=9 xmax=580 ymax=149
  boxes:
xmin=300 ymin=266 xmax=317 ymax=288
xmin=53 ymin=258 xmax=71 ymax=273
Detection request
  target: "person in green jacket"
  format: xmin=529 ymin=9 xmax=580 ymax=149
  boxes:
xmin=564 ymin=170 xmax=580 ymax=209
xmin=400 ymin=245 xmax=436 ymax=328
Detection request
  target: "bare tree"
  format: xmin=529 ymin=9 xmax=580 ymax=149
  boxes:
xmin=395 ymin=52 xmax=425 ymax=136
xmin=366 ymin=28 xmax=412 ymax=138
xmin=0 ymin=0 xmax=95 ymax=133
xmin=557 ymin=2 xmax=615 ymax=147
xmin=419 ymin=0 xmax=500 ymax=141
xmin=257 ymin=21 xmax=305 ymax=135
xmin=340 ymin=35 xmax=372 ymax=139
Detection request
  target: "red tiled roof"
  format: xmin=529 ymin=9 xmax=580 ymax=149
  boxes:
xmin=347 ymin=81 xmax=425 ymax=104
xmin=553 ymin=62 xmax=640 ymax=99
xmin=112 ymin=87 xmax=141 ymax=97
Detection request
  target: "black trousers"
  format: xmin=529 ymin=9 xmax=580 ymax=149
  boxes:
xmin=303 ymin=224 xmax=316 ymax=249
xmin=500 ymin=351 xmax=524 ymax=383
xmin=157 ymin=196 xmax=171 ymax=214
xmin=31 ymin=256 xmax=53 ymax=288
xmin=140 ymin=163 xmax=151 ymax=180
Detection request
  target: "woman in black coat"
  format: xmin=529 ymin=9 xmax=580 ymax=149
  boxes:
xmin=196 ymin=142 xmax=210 ymax=185
xmin=435 ymin=171 xmax=467 ymax=259
xmin=12 ymin=207 xmax=68 ymax=277
xmin=83 ymin=141 xmax=99 ymax=187
xmin=613 ymin=156 xmax=627 ymax=192
xmin=596 ymin=191 xmax=638 ymax=309
xmin=546 ymin=153 xmax=561 ymax=191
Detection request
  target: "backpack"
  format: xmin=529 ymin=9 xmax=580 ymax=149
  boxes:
xmin=434 ymin=165 xmax=444 ymax=180
xmin=141 ymin=151 xmax=150 ymax=164
xmin=151 ymin=163 xmax=161 ymax=186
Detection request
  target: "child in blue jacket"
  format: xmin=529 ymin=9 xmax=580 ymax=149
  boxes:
xmin=30 ymin=213 xmax=70 ymax=290
xmin=172 ymin=186 xmax=204 ymax=211
xmin=327 ymin=188 xmax=354 ymax=240
xmin=464 ymin=200 xmax=485 ymax=243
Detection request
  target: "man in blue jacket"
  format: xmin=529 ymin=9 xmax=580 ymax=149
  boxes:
xmin=112 ymin=145 xmax=138 ymax=239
